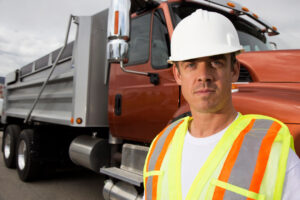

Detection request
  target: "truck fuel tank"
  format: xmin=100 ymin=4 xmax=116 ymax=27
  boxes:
xmin=69 ymin=135 xmax=110 ymax=172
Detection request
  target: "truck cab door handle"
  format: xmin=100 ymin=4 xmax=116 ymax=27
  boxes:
xmin=115 ymin=94 xmax=122 ymax=116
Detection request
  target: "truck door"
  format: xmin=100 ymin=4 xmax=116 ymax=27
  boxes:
xmin=108 ymin=8 xmax=179 ymax=143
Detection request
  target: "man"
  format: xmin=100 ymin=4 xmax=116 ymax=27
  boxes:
xmin=143 ymin=9 xmax=300 ymax=200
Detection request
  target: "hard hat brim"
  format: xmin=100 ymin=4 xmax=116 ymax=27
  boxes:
xmin=168 ymin=46 xmax=243 ymax=64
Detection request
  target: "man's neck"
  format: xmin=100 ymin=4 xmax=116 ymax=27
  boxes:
xmin=189 ymin=108 xmax=237 ymax=138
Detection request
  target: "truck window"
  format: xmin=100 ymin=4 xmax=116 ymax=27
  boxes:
xmin=126 ymin=13 xmax=151 ymax=66
xmin=170 ymin=3 xmax=271 ymax=52
xmin=237 ymin=31 xmax=269 ymax=52
xmin=151 ymin=9 xmax=171 ymax=69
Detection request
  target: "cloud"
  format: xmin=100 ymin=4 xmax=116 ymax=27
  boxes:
xmin=0 ymin=26 xmax=63 ymax=76
xmin=0 ymin=0 xmax=110 ymax=77
xmin=241 ymin=0 xmax=300 ymax=49
xmin=0 ymin=54 xmax=19 ymax=76
xmin=0 ymin=27 xmax=60 ymax=57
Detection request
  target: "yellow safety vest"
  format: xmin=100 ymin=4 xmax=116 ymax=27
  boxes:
xmin=143 ymin=113 xmax=294 ymax=200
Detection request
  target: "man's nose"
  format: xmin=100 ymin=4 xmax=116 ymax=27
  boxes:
xmin=196 ymin=63 xmax=213 ymax=83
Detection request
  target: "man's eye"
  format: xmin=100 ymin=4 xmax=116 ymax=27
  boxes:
xmin=211 ymin=60 xmax=224 ymax=68
xmin=187 ymin=63 xmax=196 ymax=68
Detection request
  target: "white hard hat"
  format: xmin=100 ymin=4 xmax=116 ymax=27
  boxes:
xmin=168 ymin=9 xmax=243 ymax=62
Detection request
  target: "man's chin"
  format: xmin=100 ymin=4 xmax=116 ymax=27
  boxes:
xmin=191 ymin=104 xmax=218 ymax=113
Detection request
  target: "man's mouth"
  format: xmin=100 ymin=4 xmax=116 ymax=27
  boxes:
xmin=193 ymin=88 xmax=215 ymax=95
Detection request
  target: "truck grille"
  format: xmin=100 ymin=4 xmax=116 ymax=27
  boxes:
xmin=238 ymin=66 xmax=252 ymax=82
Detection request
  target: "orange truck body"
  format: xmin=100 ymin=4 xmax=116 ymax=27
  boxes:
xmin=108 ymin=1 xmax=300 ymax=156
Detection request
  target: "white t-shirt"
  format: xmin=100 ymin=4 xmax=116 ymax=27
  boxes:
xmin=181 ymin=119 xmax=300 ymax=199
xmin=181 ymin=126 xmax=228 ymax=199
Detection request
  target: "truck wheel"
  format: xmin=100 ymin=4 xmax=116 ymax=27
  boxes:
xmin=16 ymin=129 xmax=41 ymax=182
xmin=2 ymin=124 xmax=21 ymax=168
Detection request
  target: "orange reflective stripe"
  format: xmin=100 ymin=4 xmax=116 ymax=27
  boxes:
xmin=213 ymin=119 xmax=256 ymax=200
xmin=145 ymin=126 xmax=168 ymax=200
xmin=247 ymin=122 xmax=281 ymax=196
xmin=152 ymin=121 xmax=183 ymax=200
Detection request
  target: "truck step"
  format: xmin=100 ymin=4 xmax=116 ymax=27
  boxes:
xmin=100 ymin=167 xmax=143 ymax=187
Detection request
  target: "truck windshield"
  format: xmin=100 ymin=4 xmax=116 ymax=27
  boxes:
xmin=170 ymin=3 xmax=271 ymax=52
xmin=237 ymin=31 xmax=270 ymax=51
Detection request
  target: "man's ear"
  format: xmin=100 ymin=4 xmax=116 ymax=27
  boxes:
xmin=231 ymin=61 xmax=240 ymax=83
xmin=173 ymin=65 xmax=182 ymax=85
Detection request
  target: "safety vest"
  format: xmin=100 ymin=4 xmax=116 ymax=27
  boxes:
xmin=143 ymin=114 xmax=294 ymax=200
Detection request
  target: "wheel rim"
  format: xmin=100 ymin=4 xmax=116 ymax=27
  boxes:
xmin=18 ymin=140 xmax=27 ymax=170
xmin=4 ymin=133 xmax=11 ymax=159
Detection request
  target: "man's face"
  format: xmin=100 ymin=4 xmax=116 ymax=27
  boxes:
xmin=173 ymin=54 xmax=240 ymax=114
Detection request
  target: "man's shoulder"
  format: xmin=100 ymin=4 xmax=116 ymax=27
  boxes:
xmin=241 ymin=113 xmax=288 ymax=129
xmin=151 ymin=116 xmax=189 ymax=144
xmin=160 ymin=116 xmax=190 ymax=134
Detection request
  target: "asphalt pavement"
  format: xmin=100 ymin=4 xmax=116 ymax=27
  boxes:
xmin=0 ymin=131 xmax=105 ymax=200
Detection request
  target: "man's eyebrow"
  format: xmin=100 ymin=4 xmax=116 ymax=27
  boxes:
xmin=180 ymin=55 xmax=227 ymax=63
xmin=183 ymin=59 xmax=198 ymax=63
xmin=209 ymin=55 xmax=226 ymax=60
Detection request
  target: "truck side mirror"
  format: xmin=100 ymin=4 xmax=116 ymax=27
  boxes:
xmin=269 ymin=42 xmax=278 ymax=50
xmin=106 ymin=0 xmax=159 ymax=85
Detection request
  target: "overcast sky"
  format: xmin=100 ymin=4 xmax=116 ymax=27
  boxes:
xmin=0 ymin=0 xmax=299 ymax=77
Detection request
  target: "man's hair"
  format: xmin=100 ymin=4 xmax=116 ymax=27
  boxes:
xmin=175 ymin=62 xmax=180 ymax=70
xmin=230 ymin=53 xmax=237 ymax=71
xmin=175 ymin=53 xmax=237 ymax=72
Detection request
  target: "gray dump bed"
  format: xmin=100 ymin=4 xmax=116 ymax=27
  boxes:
xmin=2 ymin=10 xmax=109 ymax=127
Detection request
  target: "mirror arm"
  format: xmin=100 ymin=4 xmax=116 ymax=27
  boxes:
xmin=120 ymin=61 xmax=159 ymax=85
xmin=120 ymin=61 xmax=148 ymax=76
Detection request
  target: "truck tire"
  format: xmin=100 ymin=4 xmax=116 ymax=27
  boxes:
xmin=2 ymin=124 xmax=21 ymax=168
xmin=16 ymin=129 xmax=41 ymax=182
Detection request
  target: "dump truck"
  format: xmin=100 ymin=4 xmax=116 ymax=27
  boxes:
xmin=1 ymin=0 xmax=300 ymax=199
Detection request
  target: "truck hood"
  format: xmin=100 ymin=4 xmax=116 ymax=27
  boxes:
xmin=237 ymin=50 xmax=300 ymax=82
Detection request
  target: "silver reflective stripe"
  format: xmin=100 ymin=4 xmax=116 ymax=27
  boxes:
xmin=146 ymin=176 xmax=154 ymax=200
xmin=146 ymin=119 xmax=183 ymax=200
xmin=224 ymin=190 xmax=247 ymax=200
xmin=147 ymin=119 xmax=183 ymax=171
xmin=223 ymin=119 xmax=274 ymax=199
